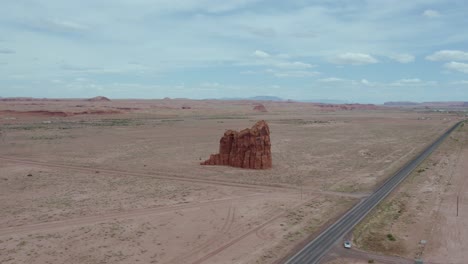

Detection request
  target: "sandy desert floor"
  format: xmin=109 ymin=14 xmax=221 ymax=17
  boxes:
xmin=0 ymin=99 xmax=464 ymax=264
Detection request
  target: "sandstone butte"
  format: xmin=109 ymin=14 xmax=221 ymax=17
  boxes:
xmin=201 ymin=120 xmax=272 ymax=169
xmin=253 ymin=103 xmax=268 ymax=112
xmin=87 ymin=96 xmax=111 ymax=102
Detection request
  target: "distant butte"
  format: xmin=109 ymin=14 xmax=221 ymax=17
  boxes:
xmin=201 ymin=120 xmax=272 ymax=169
xmin=253 ymin=103 xmax=268 ymax=112
xmin=87 ymin=96 xmax=111 ymax=102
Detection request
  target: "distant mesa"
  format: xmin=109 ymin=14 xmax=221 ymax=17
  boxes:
xmin=317 ymin=103 xmax=378 ymax=111
xmin=87 ymin=96 xmax=111 ymax=102
xmin=384 ymin=101 xmax=468 ymax=108
xmin=218 ymin=96 xmax=284 ymax=101
xmin=253 ymin=103 xmax=268 ymax=112
xmin=249 ymin=96 xmax=283 ymax=101
xmin=383 ymin=101 xmax=419 ymax=106
xmin=201 ymin=120 xmax=272 ymax=169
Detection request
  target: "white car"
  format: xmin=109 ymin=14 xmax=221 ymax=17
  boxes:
xmin=344 ymin=241 xmax=352 ymax=249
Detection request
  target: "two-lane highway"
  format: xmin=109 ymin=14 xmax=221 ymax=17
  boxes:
xmin=285 ymin=121 xmax=463 ymax=264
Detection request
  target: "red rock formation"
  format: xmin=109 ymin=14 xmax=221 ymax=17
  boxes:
xmin=87 ymin=96 xmax=111 ymax=102
xmin=0 ymin=110 xmax=69 ymax=117
xmin=0 ymin=109 xmax=121 ymax=117
xmin=253 ymin=104 xmax=268 ymax=112
xmin=201 ymin=120 xmax=272 ymax=169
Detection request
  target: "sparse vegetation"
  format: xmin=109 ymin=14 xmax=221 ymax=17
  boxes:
xmin=196 ymin=115 xmax=248 ymax=120
xmin=353 ymin=198 xmax=407 ymax=254
xmin=273 ymin=119 xmax=332 ymax=125
xmin=30 ymin=135 xmax=64 ymax=140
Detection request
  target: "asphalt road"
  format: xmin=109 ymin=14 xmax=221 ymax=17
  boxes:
xmin=285 ymin=121 xmax=463 ymax=264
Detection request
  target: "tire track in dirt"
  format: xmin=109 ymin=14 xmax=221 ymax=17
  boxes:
xmin=166 ymin=205 xmax=237 ymax=264
xmin=256 ymin=224 xmax=277 ymax=240
xmin=0 ymin=156 xmax=362 ymax=199
xmin=171 ymin=204 xmax=289 ymax=264
xmin=190 ymin=196 xmax=319 ymax=264
xmin=0 ymin=156 xmax=293 ymax=192
xmin=0 ymin=193 xmax=262 ymax=237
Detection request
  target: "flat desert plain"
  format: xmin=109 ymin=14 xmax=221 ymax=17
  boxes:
xmin=0 ymin=99 xmax=463 ymax=264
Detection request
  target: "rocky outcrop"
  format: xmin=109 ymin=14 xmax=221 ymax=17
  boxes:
xmin=87 ymin=96 xmax=111 ymax=102
xmin=201 ymin=120 xmax=272 ymax=169
xmin=253 ymin=104 xmax=268 ymax=112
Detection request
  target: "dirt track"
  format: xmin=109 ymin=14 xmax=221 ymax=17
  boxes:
xmin=0 ymin=193 xmax=264 ymax=237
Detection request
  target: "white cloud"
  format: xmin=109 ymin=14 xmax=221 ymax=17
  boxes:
xmin=249 ymin=50 xmax=314 ymax=70
xmin=240 ymin=70 xmax=256 ymax=75
xmin=398 ymin=78 xmax=421 ymax=83
xmin=318 ymin=77 xmax=345 ymax=82
xmin=444 ymin=61 xmax=468 ymax=74
xmin=273 ymin=70 xmax=320 ymax=78
xmin=200 ymin=82 xmax=221 ymax=87
xmin=330 ymin=53 xmax=378 ymax=65
xmin=422 ymin=9 xmax=441 ymax=18
xmin=273 ymin=61 xmax=314 ymax=69
xmin=25 ymin=18 xmax=89 ymax=34
xmin=253 ymin=50 xmax=270 ymax=59
xmin=426 ymin=50 xmax=468 ymax=61
xmin=361 ymin=79 xmax=372 ymax=86
xmin=391 ymin=78 xmax=437 ymax=86
xmin=388 ymin=53 xmax=415 ymax=63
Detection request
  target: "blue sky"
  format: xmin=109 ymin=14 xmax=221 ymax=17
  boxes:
xmin=1 ymin=0 xmax=468 ymax=103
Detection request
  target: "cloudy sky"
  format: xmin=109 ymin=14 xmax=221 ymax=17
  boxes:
xmin=1 ymin=0 xmax=468 ymax=103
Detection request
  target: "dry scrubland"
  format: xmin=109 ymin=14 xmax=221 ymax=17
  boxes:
xmin=350 ymin=121 xmax=468 ymax=264
xmin=0 ymin=99 xmax=462 ymax=264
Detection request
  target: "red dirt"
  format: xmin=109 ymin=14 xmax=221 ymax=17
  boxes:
xmin=0 ymin=109 xmax=121 ymax=117
xmin=0 ymin=110 xmax=69 ymax=117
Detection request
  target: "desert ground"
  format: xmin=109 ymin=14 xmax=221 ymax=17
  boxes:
xmin=0 ymin=98 xmax=464 ymax=264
